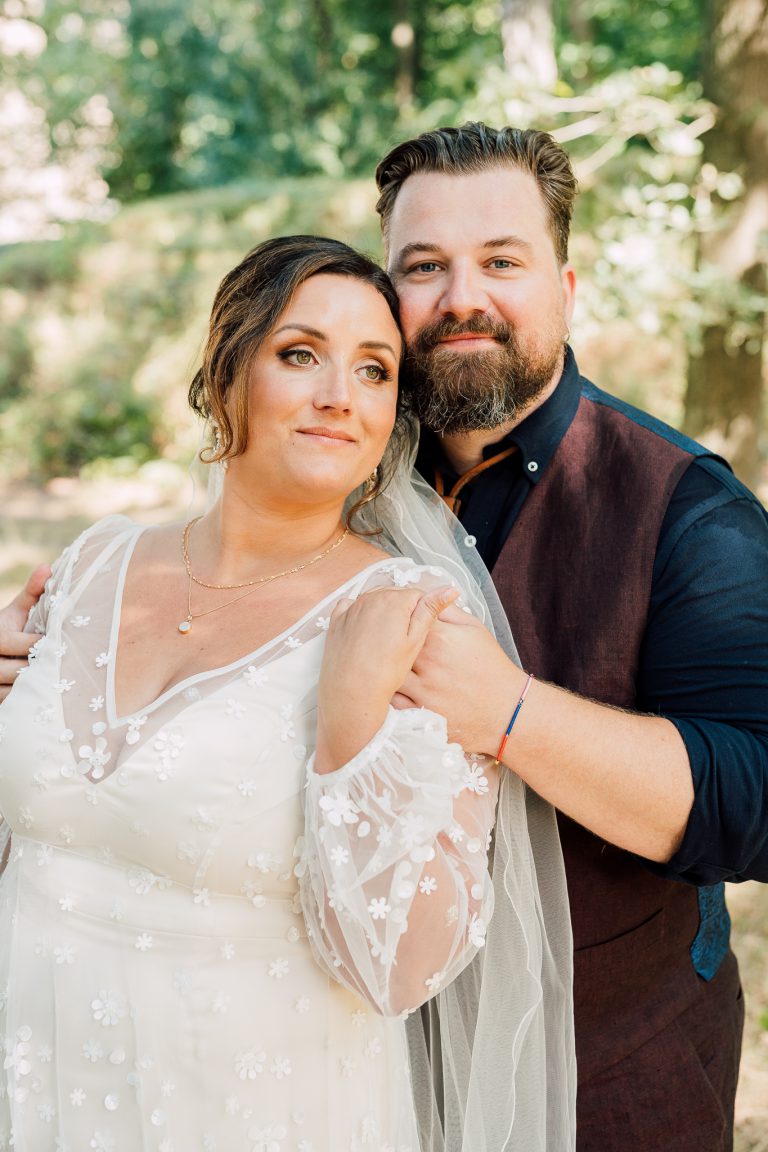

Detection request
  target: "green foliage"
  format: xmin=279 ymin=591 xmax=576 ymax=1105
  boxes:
xmin=0 ymin=176 xmax=384 ymax=481
xmin=556 ymin=0 xmax=706 ymax=87
xmin=27 ymin=372 xmax=161 ymax=478
xmin=0 ymin=301 xmax=166 ymax=481
xmin=0 ymin=238 xmax=80 ymax=292
xmin=0 ymin=323 xmax=33 ymax=405
xmin=10 ymin=0 xmax=509 ymax=199
xmin=2 ymin=0 xmax=765 ymax=476
xmin=2 ymin=0 xmax=711 ymax=213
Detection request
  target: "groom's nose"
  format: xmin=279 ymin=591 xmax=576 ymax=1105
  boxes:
xmin=437 ymin=263 xmax=491 ymax=322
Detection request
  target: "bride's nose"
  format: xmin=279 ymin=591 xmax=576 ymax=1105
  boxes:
xmin=313 ymin=362 xmax=353 ymax=411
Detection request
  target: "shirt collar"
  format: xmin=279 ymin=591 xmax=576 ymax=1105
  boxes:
xmin=416 ymin=346 xmax=581 ymax=486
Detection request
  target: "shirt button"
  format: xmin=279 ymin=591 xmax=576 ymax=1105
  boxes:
xmin=527 ymin=461 xmax=539 ymax=473
xmin=463 ymin=535 xmax=477 ymax=548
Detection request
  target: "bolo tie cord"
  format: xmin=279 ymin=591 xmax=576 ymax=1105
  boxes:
xmin=433 ymin=445 xmax=518 ymax=516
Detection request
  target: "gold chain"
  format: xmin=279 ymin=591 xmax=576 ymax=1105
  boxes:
xmin=177 ymin=518 xmax=349 ymax=635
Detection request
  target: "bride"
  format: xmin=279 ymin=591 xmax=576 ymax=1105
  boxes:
xmin=0 ymin=235 xmax=574 ymax=1150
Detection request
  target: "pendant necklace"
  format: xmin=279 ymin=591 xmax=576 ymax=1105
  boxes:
xmin=177 ymin=516 xmax=349 ymax=635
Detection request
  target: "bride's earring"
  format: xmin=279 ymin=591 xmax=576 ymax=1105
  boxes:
xmin=211 ymin=423 xmax=228 ymax=470
xmin=362 ymin=467 xmax=381 ymax=505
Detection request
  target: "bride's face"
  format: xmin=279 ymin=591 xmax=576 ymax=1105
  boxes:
xmin=234 ymin=273 xmax=401 ymax=507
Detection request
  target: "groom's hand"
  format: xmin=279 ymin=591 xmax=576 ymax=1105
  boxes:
xmin=392 ymin=603 xmax=521 ymax=755
xmin=0 ymin=565 xmax=51 ymax=701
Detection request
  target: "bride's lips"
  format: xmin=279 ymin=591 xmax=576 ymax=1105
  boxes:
xmin=296 ymin=426 xmax=357 ymax=444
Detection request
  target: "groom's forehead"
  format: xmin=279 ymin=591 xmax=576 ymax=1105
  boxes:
xmin=382 ymin=167 xmax=546 ymax=259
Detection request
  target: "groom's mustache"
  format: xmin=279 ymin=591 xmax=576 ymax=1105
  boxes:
xmin=408 ymin=314 xmax=515 ymax=352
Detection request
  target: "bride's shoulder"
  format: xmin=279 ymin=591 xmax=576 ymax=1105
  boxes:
xmin=64 ymin=513 xmax=142 ymax=564
xmin=338 ymin=535 xmax=461 ymax=598
xmin=350 ymin=551 xmax=456 ymax=595
xmin=32 ymin=514 xmax=143 ymax=620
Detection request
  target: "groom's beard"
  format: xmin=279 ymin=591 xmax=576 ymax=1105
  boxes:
xmin=405 ymin=314 xmax=564 ymax=435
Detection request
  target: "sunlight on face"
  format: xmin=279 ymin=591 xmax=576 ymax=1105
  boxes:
xmin=231 ymin=274 xmax=402 ymax=509
xmin=386 ymin=168 xmax=575 ymax=431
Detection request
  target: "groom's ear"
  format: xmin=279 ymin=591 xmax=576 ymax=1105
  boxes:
xmin=561 ymin=263 xmax=576 ymax=327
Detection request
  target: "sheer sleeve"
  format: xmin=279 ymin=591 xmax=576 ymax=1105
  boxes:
xmin=24 ymin=515 xmax=132 ymax=639
xmin=2 ymin=530 xmax=73 ymax=873
xmin=1 ymin=529 xmax=69 ymax=870
xmin=2 ymin=519 xmax=126 ymax=874
xmin=24 ymin=545 xmax=74 ymax=638
xmin=298 ymin=705 xmax=498 ymax=1017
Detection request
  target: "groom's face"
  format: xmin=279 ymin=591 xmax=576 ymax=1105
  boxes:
xmin=385 ymin=166 xmax=575 ymax=434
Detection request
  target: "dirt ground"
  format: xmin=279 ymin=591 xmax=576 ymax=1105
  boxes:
xmin=1 ymin=472 xmax=767 ymax=1144
xmin=731 ymin=880 xmax=768 ymax=1149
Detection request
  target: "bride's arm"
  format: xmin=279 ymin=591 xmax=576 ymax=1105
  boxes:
xmin=298 ymin=570 xmax=499 ymax=1016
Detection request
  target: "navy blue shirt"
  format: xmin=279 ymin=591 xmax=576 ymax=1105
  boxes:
xmin=416 ymin=349 xmax=768 ymax=888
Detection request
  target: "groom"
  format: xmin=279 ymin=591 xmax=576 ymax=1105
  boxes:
xmin=2 ymin=123 xmax=767 ymax=1150
xmin=373 ymin=123 xmax=768 ymax=1152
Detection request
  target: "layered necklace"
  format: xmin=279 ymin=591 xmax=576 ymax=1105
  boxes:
xmin=177 ymin=516 xmax=349 ymax=634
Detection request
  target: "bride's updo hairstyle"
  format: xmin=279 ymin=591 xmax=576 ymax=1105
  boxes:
xmin=189 ymin=235 xmax=409 ymax=514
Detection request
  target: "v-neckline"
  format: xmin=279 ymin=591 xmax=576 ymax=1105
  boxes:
xmin=105 ymin=526 xmax=401 ymax=726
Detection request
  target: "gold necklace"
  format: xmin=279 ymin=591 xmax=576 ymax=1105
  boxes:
xmin=177 ymin=517 xmax=349 ymax=635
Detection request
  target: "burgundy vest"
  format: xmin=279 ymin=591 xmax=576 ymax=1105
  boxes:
xmin=491 ymin=394 xmax=739 ymax=1087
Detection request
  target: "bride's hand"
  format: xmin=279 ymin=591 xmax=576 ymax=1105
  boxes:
xmin=315 ymin=583 xmax=459 ymax=774
xmin=392 ymin=602 xmax=518 ymax=755
xmin=0 ymin=565 xmax=51 ymax=702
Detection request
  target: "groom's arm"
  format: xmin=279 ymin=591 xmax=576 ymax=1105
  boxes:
xmin=394 ymin=493 xmax=768 ymax=882
xmin=0 ymin=567 xmax=51 ymax=701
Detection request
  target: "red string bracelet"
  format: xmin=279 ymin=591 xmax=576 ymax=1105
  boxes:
xmin=493 ymin=672 xmax=534 ymax=764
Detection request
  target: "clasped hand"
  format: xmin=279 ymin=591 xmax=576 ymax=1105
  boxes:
xmin=394 ymin=603 xmax=516 ymax=756
xmin=0 ymin=566 xmax=51 ymax=702
xmin=316 ymin=585 xmax=515 ymax=772
xmin=315 ymin=582 xmax=459 ymax=773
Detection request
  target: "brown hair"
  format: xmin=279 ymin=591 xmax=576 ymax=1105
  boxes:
xmin=375 ymin=122 xmax=578 ymax=265
xmin=188 ymin=235 xmax=407 ymax=529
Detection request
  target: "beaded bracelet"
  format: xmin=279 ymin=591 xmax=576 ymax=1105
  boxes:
xmin=493 ymin=672 xmax=534 ymax=764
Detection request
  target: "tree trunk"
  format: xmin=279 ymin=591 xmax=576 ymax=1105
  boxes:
xmin=309 ymin=0 xmax=334 ymax=76
xmin=682 ymin=0 xmax=768 ymax=488
xmin=500 ymin=0 xmax=557 ymax=89
xmin=391 ymin=0 xmax=418 ymax=111
xmin=567 ymin=0 xmax=593 ymax=43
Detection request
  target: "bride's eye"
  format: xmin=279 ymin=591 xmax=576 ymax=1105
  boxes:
xmin=361 ymin=363 xmax=392 ymax=382
xmin=278 ymin=348 xmax=315 ymax=366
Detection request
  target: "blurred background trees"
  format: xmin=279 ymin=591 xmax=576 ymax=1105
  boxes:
xmin=682 ymin=0 xmax=768 ymax=482
xmin=1 ymin=0 xmax=767 ymax=488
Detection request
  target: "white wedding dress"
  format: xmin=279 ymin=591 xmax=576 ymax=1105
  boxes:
xmin=0 ymin=515 xmax=499 ymax=1152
